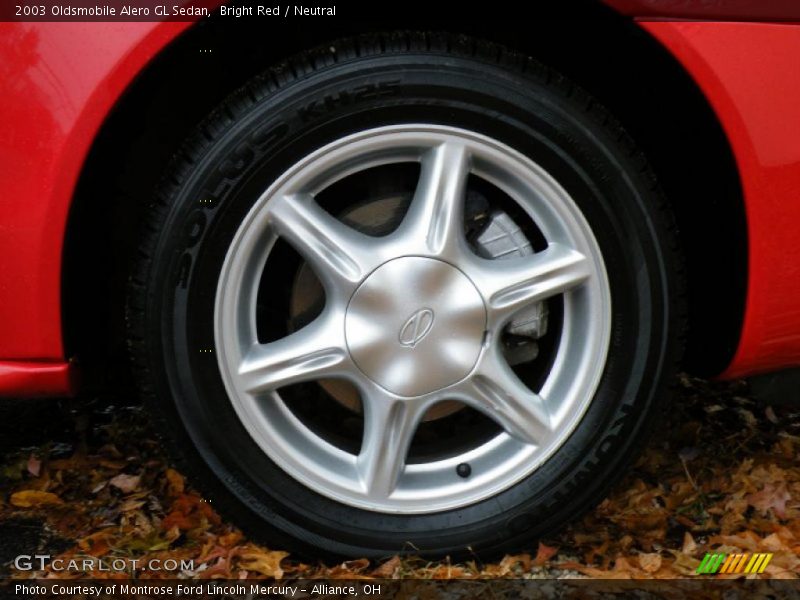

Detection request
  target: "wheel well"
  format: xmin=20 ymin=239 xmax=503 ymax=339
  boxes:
xmin=63 ymin=10 xmax=746 ymax=391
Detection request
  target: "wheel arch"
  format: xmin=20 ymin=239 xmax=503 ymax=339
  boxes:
xmin=62 ymin=13 xmax=746 ymax=391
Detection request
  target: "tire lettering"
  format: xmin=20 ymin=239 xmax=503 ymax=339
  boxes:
xmin=176 ymin=253 xmax=192 ymax=289
xmin=354 ymin=79 xmax=401 ymax=101
xmin=250 ymin=121 xmax=289 ymax=148
xmin=297 ymin=99 xmax=324 ymax=122
xmin=218 ymin=143 xmax=255 ymax=179
xmin=296 ymin=80 xmax=402 ymax=122
xmin=183 ymin=210 xmax=207 ymax=248
xmin=323 ymin=90 xmax=352 ymax=111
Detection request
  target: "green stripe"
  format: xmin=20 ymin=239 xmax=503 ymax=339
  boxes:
xmin=696 ymin=553 xmax=713 ymax=574
xmin=696 ymin=553 xmax=731 ymax=575
xmin=711 ymin=553 xmax=727 ymax=574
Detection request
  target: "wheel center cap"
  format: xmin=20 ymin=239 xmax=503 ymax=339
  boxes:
xmin=345 ymin=257 xmax=486 ymax=397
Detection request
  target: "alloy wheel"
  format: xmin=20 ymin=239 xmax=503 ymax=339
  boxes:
xmin=214 ymin=125 xmax=612 ymax=513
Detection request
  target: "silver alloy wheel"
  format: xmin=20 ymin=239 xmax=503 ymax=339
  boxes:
xmin=214 ymin=125 xmax=611 ymax=513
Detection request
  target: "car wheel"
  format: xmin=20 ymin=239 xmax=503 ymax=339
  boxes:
xmin=128 ymin=33 xmax=684 ymax=558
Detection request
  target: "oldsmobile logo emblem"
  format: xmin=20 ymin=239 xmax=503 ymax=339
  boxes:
xmin=398 ymin=308 xmax=435 ymax=348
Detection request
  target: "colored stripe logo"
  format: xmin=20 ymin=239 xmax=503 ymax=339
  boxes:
xmin=696 ymin=553 xmax=772 ymax=574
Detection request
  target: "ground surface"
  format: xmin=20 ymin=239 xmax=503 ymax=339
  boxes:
xmin=1 ymin=376 xmax=799 ymax=581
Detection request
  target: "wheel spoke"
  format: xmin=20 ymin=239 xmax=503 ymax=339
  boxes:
xmin=454 ymin=351 xmax=551 ymax=445
xmin=238 ymin=314 xmax=348 ymax=395
xmin=268 ymin=194 xmax=377 ymax=293
xmin=357 ymin=393 xmax=427 ymax=499
xmin=397 ymin=142 xmax=470 ymax=257
xmin=473 ymin=243 xmax=591 ymax=324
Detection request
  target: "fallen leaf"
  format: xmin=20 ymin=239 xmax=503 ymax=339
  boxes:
xmin=165 ymin=468 xmax=184 ymax=496
xmin=765 ymin=406 xmax=779 ymax=424
xmin=27 ymin=454 xmax=41 ymax=477
xmin=638 ymin=553 xmax=662 ymax=573
xmin=238 ymin=550 xmax=289 ymax=578
xmin=109 ymin=473 xmax=141 ymax=494
xmin=218 ymin=531 xmax=243 ymax=547
xmin=428 ymin=564 xmax=468 ymax=579
xmin=371 ymin=555 xmax=401 ymax=578
xmin=612 ymin=556 xmax=637 ymax=577
xmin=710 ymin=531 xmax=762 ymax=552
xmin=119 ymin=499 xmax=146 ymax=512
xmin=533 ymin=542 xmax=558 ymax=565
xmin=682 ymin=531 xmax=697 ymax=554
xmin=99 ymin=459 xmax=127 ymax=470
xmin=162 ymin=493 xmax=220 ymax=532
xmin=735 ymin=408 xmax=758 ymax=429
xmin=498 ymin=553 xmax=532 ymax=574
xmin=322 ymin=557 xmax=375 ymax=579
xmin=199 ymin=556 xmax=231 ymax=579
xmin=77 ymin=531 xmax=114 ymax=556
xmin=668 ymin=549 xmax=702 ymax=576
xmin=761 ymin=532 xmax=791 ymax=553
xmin=10 ymin=490 xmax=63 ymax=507
xmin=748 ymin=482 xmax=791 ymax=518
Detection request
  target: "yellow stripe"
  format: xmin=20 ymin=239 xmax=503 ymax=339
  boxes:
xmin=749 ymin=554 xmax=767 ymax=573
xmin=743 ymin=554 xmax=760 ymax=574
xmin=758 ymin=554 xmax=772 ymax=574
xmin=720 ymin=554 xmax=736 ymax=573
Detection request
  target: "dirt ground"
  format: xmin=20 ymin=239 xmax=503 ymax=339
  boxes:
xmin=1 ymin=375 xmax=799 ymax=581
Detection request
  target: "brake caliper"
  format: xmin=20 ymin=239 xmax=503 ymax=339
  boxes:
xmin=473 ymin=210 xmax=549 ymax=365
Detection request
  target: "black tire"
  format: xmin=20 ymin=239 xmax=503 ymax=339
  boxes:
xmin=128 ymin=33 xmax=685 ymax=559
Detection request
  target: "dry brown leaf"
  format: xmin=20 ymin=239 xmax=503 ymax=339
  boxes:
xmin=218 ymin=531 xmax=243 ymax=547
xmin=613 ymin=556 xmax=638 ymax=575
xmin=238 ymin=550 xmax=289 ymax=578
xmin=371 ymin=555 xmax=401 ymax=578
xmin=497 ymin=553 xmax=532 ymax=574
xmin=428 ymin=564 xmax=468 ymax=579
xmin=335 ymin=558 xmax=371 ymax=575
xmin=165 ymin=468 xmax=185 ymax=496
xmin=761 ymin=532 xmax=791 ymax=553
xmin=748 ymin=482 xmax=791 ymax=518
xmin=764 ymin=564 xmax=800 ymax=579
xmin=161 ymin=493 xmax=220 ymax=532
xmin=668 ymin=549 xmax=702 ymax=576
xmin=77 ymin=531 xmax=114 ymax=556
xmin=98 ymin=459 xmax=127 ymax=470
xmin=199 ymin=556 xmax=231 ymax=579
xmin=119 ymin=499 xmax=146 ymax=512
xmin=533 ymin=542 xmax=558 ymax=565
xmin=10 ymin=490 xmax=63 ymax=507
xmin=682 ymin=531 xmax=697 ymax=554
xmin=638 ymin=553 xmax=662 ymax=573
xmin=27 ymin=454 xmax=41 ymax=477
xmin=710 ymin=531 xmax=762 ymax=552
xmin=109 ymin=473 xmax=141 ymax=494
xmin=765 ymin=406 xmax=779 ymax=424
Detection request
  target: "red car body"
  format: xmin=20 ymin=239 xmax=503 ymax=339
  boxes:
xmin=2 ymin=3 xmax=800 ymax=396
